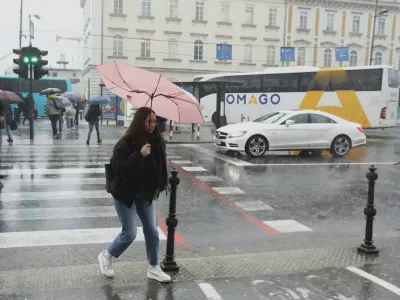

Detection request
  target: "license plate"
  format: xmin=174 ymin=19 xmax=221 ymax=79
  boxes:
xmin=215 ymin=139 xmax=222 ymax=145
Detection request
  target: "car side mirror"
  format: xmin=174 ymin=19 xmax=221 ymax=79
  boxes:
xmin=285 ymin=120 xmax=295 ymax=126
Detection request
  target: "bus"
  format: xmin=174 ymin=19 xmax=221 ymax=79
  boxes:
xmin=194 ymin=65 xmax=399 ymax=129
xmin=0 ymin=76 xmax=73 ymax=117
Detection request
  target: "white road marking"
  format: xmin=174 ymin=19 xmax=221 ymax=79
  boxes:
xmin=346 ymin=266 xmax=400 ymax=296
xmin=246 ymin=162 xmax=399 ymax=167
xmin=170 ymin=160 xmax=193 ymax=165
xmin=198 ymin=283 xmax=223 ymax=300
xmin=0 ymin=168 xmax=104 ymax=175
xmin=0 ymin=206 xmax=117 ymax=221
xmin=1 ymin=178 xmax=105 ymax=186
xmin=0 ymin=190 xmax=109 ymax=201
xmin=166 ymin=155 xmax=182 ymax=159
xmin=0 ymin=227 xmax=166 ymax=248
xmin=182 ymin=144 xmax=253 ymax=166
xmin=196 ymin=176 xmax=224 ymax=182
xmin=234 ymin=200 xmax=274 ymax=211
xmin=181 ymin=166 xmax=207 ymax=172
xmin=0 ymin=162 xmax=105 ymax=167
xmin=212 ymin=187 xmax=246 ymax=195
xmin=263 ymin=220 xmax=313 ymax=233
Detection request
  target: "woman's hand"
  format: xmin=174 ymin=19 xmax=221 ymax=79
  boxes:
xmin=141 ymin=143 xmax=151 ymax=157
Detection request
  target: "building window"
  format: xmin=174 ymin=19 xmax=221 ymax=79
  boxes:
xmin=297 ymin=47 xmax=306 ymax=66
xmin=268 ymin=8 xmax=277 ymax=27
xmin=349 ymin=50 xmax=358 ymax=67
xmin=142 ymin=0 xmax=151 ymax=17
xmin=220 ymin=3 xmax=230 ymax=22
xmin=377 ymin=17 xmax=385 ymax=35
xmin=141 ymin=37 xmax=151 ymax=58
xmin=114 ymin=0 xmax=123 ymax=14
xmin=245 ymin=5 xmax=254 ymax=25
xmin=266 ymin=45 xmax=276 ymax=65
xmin=113 ymin=34 xmax=123 ymax=56
xmin=72 ymin=73 xmax=77 ymax=77
xmin=326 ymin=12 xmax=335 ymax=31
xmin=352 ymin=15 xmax=360 ymax=33
xmin=374 ymin=51 xmax=382 ymax=65
xmin=194 ymin=40 xmax=203 ymax=60
xmin=52 ymin=72 xmax=58 ymax=77
xmin=244 ymin=44 xmax=253 ymax=63
xmin=169 ymin=0 xmax=179 ymax=18
xmin=300 ymin=10 xmax=308 ymax=29
xmin=195 ymin=1 xmax=204 ymax=21
xmin=398 ymin=56 xmax=400 ymax=72
xmin=168 ymin=38 xmax=178 ymax=59
xmin=323 ymin=49 xmax=332 ymax=67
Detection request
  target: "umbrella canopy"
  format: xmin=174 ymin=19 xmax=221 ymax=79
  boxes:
xmin=96 ymin=61 xmax=203 ymax=124
xmin=58 ymin=96 xmax=72 ymax=107
xmin=0 ymin=90 xmax=24 ymax=103
xmin=88 ymin=96 xmax=110 ymax=105
xmin=40 ymin=88 xmax=61 ymax=95
xmin=61 ymin=92 xmax=80 ymax=103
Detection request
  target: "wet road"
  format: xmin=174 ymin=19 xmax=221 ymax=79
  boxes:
xmin=0 ymin=121 xmax=400 ymax=299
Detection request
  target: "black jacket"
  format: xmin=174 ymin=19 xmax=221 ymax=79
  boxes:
xmin=87 ymin=105 xmax=101 ymax=122
xmin=0 ymin=103 xmax=12 ymax=125
xmin=110 ymin=136 xmax=168 ymax=208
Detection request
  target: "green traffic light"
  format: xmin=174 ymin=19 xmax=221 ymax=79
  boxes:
xmin=31 ymin=57 xmax=38 ymax=63
xmin=23 ymin=56 xmax=29 ymax=63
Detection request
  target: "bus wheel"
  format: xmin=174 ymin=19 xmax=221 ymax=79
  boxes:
xmin=245 ymin=135 xmax=268 ymax=157
xmin=330 ymin=135 xmax=351 ymax=157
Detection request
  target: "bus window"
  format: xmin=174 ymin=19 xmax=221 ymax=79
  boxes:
xmin=347 ymin=69 xmax=382 ymax=91
xmin=310 ymin=71 xmax=330 ymax=91
xmin=299 ymin=72 xmax=316 ymax=92
xmin=330 ymin=70 xmax=353 ymax=90
xmin=0 ymin=78 xmax=19 ymax=92
xmin=388 ymin=68 xmax=399 ymax=88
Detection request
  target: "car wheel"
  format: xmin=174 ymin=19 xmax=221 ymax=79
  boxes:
xmin=330 ymin=135 xmax=351 ymax=157
xmin=245 ymin=135 xmax=268 ymax=157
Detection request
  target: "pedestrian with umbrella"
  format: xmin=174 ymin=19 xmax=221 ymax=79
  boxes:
xmin=85 ymin=96 xmax=108 ymax=145
xmin=0 ymin=90 xmax=24 ymax=143
xmin=45 ymin=91 xmax=62 ymax=139
xmin=57 ymin=97 xmax=72 ymax=134
xmin=98 ymin=106 xmax=171 ymax=283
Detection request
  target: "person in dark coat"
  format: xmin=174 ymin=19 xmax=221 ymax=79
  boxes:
xmin=97 ymin=107 xmax=170 ymax=283
xmin=0 ymin=101 xmax=14 ymax=143
xmin=85 ymin=104 xmax=102 ymax=145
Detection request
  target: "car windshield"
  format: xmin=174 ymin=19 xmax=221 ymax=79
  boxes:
xmin=253 ymin=112 xmax=287 ymax=124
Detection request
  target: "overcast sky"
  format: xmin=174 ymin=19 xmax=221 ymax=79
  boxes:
xmin=0 ymin=0 xmax=82 ymax=74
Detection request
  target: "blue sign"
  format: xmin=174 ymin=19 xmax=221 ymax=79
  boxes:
xmin=216 ymin=44 xmax=232 ymax=60
xmin=335 ymin=47 xmax=349 ymax=61
xmin=280 ymin=47 xmax=295 ymax=62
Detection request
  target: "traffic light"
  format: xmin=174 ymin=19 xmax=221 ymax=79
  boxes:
xmin=12 ymin=48 xmax=29 ymax=79
xmin=34 ymin=50 xmax=48 ymax=80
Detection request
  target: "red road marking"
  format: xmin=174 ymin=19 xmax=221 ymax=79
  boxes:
xmin=103 ymin=148 xmax=191 ymax=247
xmin=168 ymin=161 xmax=280 ymax=235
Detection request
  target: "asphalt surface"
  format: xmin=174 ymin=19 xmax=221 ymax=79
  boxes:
xmin=0 ymin=120 xmax=400 ymax=299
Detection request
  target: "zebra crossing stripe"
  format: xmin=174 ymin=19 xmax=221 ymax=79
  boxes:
xmin=1 ymin=168 xmax=105 ymax=175
xmin=198 ymin=283 xmax=224 ymax=300
xmin=0 ymin=190 xmax=109 ymax=201
xmin=0 ymin=227 xmax=166 ymax=248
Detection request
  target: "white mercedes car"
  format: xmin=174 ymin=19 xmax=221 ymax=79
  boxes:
xmin=214 ymin=110 xmax=367 ymax=157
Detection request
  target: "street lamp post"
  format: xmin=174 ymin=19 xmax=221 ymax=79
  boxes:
xmin=369 ymin=0 xmax=388 ymax=65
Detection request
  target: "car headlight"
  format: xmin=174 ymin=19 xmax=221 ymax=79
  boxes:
xmin=229 ymin=131 xmax=247 ymax=138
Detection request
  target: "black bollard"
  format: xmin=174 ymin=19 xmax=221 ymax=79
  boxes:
xmin=0 ymin=158 xmax=3 ymax=191
xmin=357 ymin=165 xmax=379 ymax=255
xmin=161 ymin=168 xmax=180 ymax=272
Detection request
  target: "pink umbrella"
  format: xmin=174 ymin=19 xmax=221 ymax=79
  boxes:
xmin=0 ymin=90 xmax=24 ymax=103
xmin=96 ymin=61 xmax=203 ymax=124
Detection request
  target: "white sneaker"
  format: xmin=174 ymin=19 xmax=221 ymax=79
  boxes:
xmin=147 ymin=265 xmax=171 ymax=283
xmin=98 ymin=250 xmax=115 ymax=278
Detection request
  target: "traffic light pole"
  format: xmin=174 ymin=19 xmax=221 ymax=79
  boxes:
xmin=29 ymin=64 xmax=34 ymax=140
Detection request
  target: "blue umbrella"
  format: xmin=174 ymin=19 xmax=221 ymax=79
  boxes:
xmin=58 ymin=96 xmax=72 ymax=107
xmin=62 ymin=92 xmax=81 ymax=103
xmin=88 ymin=96 xmax=110 ymax=105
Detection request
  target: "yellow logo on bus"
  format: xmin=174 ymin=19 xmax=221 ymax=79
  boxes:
xmin=299 ymin=68 xmax=372 ymax=128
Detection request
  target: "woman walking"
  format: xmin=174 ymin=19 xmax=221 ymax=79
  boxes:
xmin=86 ymin=104 xmax=102 ymax=145
xmin=45 ymin=92 xmax=60 ymax=138
xmin=98 ymin=107 xmax=170 ymax=283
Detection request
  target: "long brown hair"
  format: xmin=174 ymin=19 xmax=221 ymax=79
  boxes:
xmin=121 ymin=107 xmax=163 ymax=146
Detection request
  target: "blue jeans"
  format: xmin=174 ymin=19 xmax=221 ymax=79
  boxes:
xmin=58 ymin=115 xmax=64 ymax=133
xmin=87 ymin=121 xmax=100 ymax=141
xmin=65 ymin=117 xmax=74 ymax=129
xmin=107 ymin=197 xmax=159 ymax=265
xmin=0 ymin=124 xmax=12 ymax=140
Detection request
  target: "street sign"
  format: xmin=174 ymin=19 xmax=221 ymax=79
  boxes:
xmin=216 ymin=44 xmax=232 ymax=60
xmin=335 ymin=47 xmax=349 ymax=61
xmin=280 ymin=47 xmax=295 ymax=62
xmin=29 ymin=20 xmax=35 ymax=40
